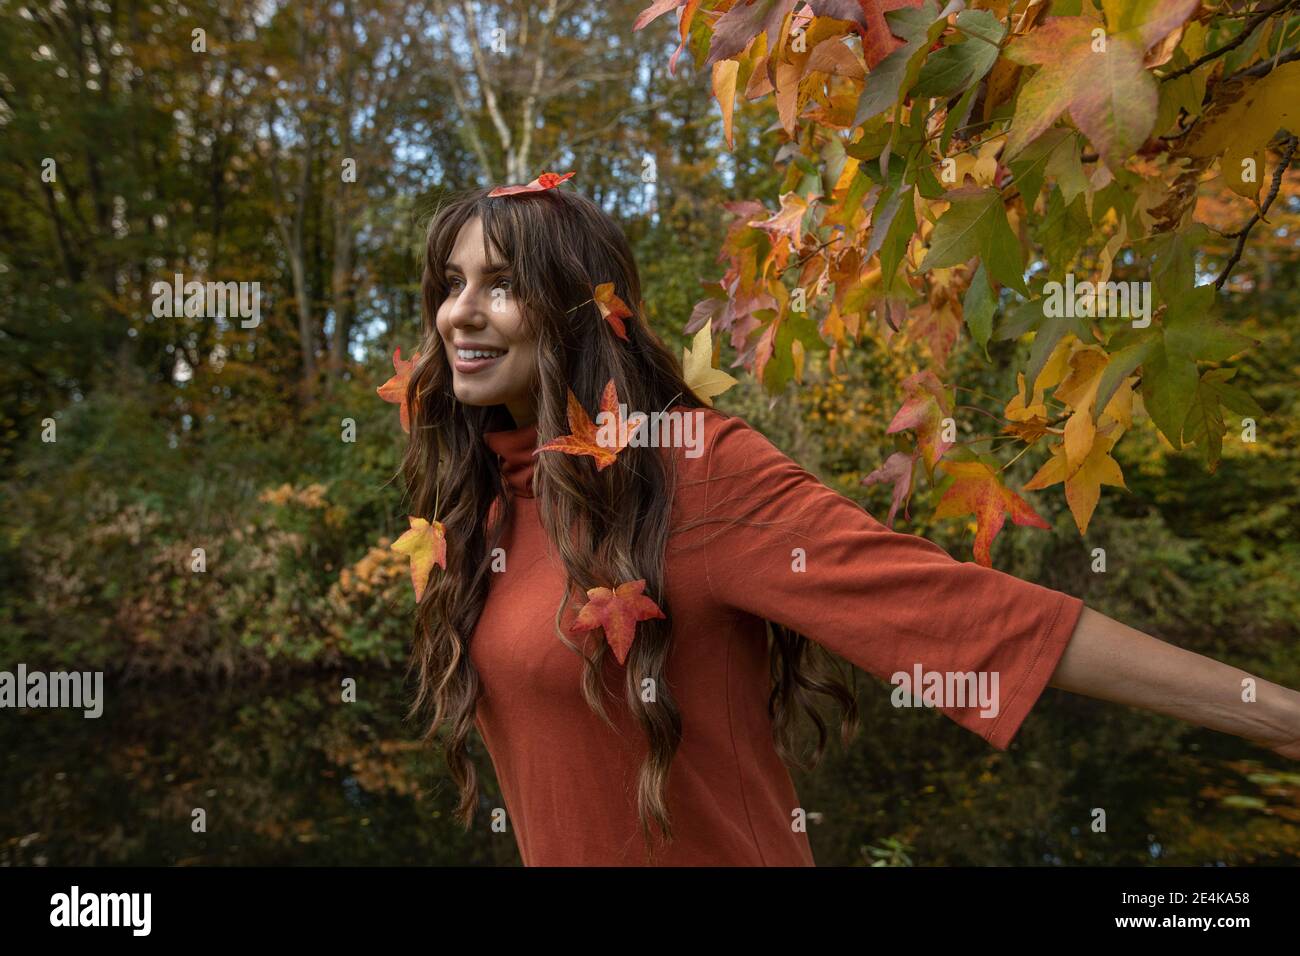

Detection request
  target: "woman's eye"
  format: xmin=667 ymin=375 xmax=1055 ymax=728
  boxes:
xmin=445 ymin=275 xmax=508 ymax=293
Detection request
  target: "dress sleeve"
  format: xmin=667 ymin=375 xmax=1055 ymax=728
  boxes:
xmin=677 ymin=412 xmax=1085 ymax=750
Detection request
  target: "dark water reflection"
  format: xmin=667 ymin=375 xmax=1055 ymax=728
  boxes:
xmin=3 ymin=671 xmax=1298 ymax=866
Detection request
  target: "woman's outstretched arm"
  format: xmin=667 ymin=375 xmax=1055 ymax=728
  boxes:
xmin=1049 ymin=606 xmax=1300 ymax=760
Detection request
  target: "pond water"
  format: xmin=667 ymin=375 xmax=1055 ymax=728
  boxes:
xmin=3 ymin=669 xmax=1297 ymax=866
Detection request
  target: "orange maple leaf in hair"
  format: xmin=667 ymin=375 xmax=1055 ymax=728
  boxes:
xmin=592 ymin=282 xmax=633 ymax=341
xmin=534 ymin=379 xmax=627 ymax=470
xmin=376 ymin=347 xmax=421 ymax=433
xmin=568 ymin=579 xmax=666 ymax=665
xmin=487 ymin=170 xmax=575 ymax=197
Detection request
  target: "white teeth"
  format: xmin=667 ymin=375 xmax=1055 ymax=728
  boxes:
xmin=457 ymin=348 xmax=505 ymax=360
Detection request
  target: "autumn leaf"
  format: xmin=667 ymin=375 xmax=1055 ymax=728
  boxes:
xmin=632 ymin=0 xmax=703 ymax=76
xmin=592 ymin=282 xmax=633 ymax=341
xmin=1024 ymin=429 xmax=1126 ymax=535
xmin=1005 ymin=371 xmax=1047 ymax=422
xmin=1180 ymin=367 xmax=1265 ymax=473
xmin=713 ymin=58 xmax=741 ymax=148
xmin=852 ymin=1 xmax=946 ymax=125
xmin=1003 ymin=14 xmax=1177 ymax=171
xmin=391 ymin=517 xmax=447 ymax=603
xmin=861 ymin=450 xmax=915 ymax=528
xmin=703 ymin=0 xmax=797 ymax=70
xmin=376 ymin=347 xmax=421 ymax=433
xmin=682 ymin=318 xmax=738 ymax=406
xmin=886 ymin=369 xmax=954 ymax=469
xmin=535 ymin=379 xmax=627 ymax=470
xmin=1184 ymin=60 xmax=1300 ymax=201
xmin=913 ymin=9 xmax=1005 ymax=99
xmin=933 ymin=460 xmax=1051 ymax=567
xmin=568 ymin=578 xmax=667 ymax=665
xmin=487 ymin=171 xmax=575 ymax=197
xmin=1140 ymin=284 xmax=1258 ymax=455
xmin=918 ymin=186 xmax=1027 ymax=294
xmin=753 ymin=191 xmax=814 ymax=274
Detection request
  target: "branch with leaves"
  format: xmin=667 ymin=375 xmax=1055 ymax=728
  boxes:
xmin=634 ymin=0 xmax=1295 ymax=566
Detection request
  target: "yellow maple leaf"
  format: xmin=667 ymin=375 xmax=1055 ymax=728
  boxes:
xmin=1024 ymin=429 xmax=1126 ymax=534
xmin=391 ymin=517 xmax=447 ymax=603
xmin=1186 ymin=60 xmax=1300 ymax=200
xmin=683 ymin=319 xmax=738 ymax=407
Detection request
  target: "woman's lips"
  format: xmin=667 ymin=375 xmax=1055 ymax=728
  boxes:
xmin=453 ymin=348 xmax=507 ymax=374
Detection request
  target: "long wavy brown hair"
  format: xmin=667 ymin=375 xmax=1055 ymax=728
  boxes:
xmin=400 ymin=184 xmax=860 ymax=862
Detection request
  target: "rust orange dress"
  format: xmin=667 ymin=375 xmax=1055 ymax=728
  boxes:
xmin=470 ymin=407 xmax=1084 ymax=866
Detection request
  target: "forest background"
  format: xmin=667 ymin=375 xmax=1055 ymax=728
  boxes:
xmin=1 ymin=0 xmax=1298 ymax=865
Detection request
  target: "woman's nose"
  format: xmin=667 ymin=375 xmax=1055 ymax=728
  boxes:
xmin=447 ymin=284 xmax=489 ymax=327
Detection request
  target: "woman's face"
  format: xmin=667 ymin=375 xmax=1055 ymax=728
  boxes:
xmin=435 ymin=216 xmax=539 ymax=427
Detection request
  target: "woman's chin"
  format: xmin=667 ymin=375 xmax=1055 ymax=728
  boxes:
xmin=453 ymin=383 xmax=507 ymax=409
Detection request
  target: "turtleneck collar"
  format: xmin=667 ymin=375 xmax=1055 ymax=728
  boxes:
xmin=484 ymin=420 xmax=540 ymax=498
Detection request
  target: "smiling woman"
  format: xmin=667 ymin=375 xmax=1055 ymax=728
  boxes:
xmin=395 ymin=181 xmax=1300 ymax=868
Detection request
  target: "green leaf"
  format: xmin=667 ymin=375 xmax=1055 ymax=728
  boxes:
xmin=854 ymin=39 xmax=926 ymax=126
xmin=1146 ymin=223 xmax=1213 ymax=306
xmin=1182 ymin=368 xmax=1264 ymax=470
xmin=962 ymin=262 xmax=995 ymax=359
xmin=1103 ymin=0 xmax=1199 ymax=48
xmin=1093 ymin=336 xmax=1156 ymax=422
xmin=1163 ymin=285 xmax=1256 ymax=363
xmin=1007 ymin=128 xmax=1072 ymax=210
xmin=954 ymin=9 xmax=1006 ymax=46
xmin=913 ymin=10 xmax=1004 ymax=97
xmin=940 ymin=83 xmax=980 ymax=154
xmin=845 ymin=117 xmax=893 ymax=161
xmin=853 ymin=4 xmax=947 ymax=126
xmin=995 ymin=296 xmax=1047 ymax=340
xmin=919 ymin=186 xmax=1027 ymax=294
xmin=876 ymin=186 xmax=917 ymax=289
xmin=1044 ymin=135 xmax=1090 ymax=206
xmin=1034 ymin=187 xmax=1091 ymax=279
xmin=1141 ymin=344 xmax=1198 ymax=448
xmin=1182 ymin=368 xmax=1230 ymax=471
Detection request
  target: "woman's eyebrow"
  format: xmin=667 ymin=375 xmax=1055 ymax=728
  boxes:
xmin=445 ymin=259 xmax=509 ymax=274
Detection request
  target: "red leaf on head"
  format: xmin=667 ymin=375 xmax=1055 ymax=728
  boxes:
xmin=568 ymin=578 xmax=666 ymax=665
xmin=535 ymin=379 xmax=627 ymax=470
xmin=376 ymin=347 xmax=421 ymax=433
xmin=593 ymin=282 xmax=632 ymax=340
xmin=487 ymin=171 xmax=576 ymax=197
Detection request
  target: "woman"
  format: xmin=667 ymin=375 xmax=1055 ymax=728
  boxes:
xmin=397 ymin=178 xmax=1300 ymax=867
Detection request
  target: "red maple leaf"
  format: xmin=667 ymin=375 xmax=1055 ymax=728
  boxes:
xmin=568 ymin=578 xmax=667 ymax=665
xmin=535 ymin=379 xmax=628 ymax=470
xmin=886 ymin=369 xmax=954 ymax=469
xmin=376 ymin=347 xmax=421 ymax=433
xmin=593 ymin=282 xmax=633 ymax=340
xmin=860 ymin=450 xmax=915 ymax=528
xmin=487 ymin=171 xmax=575 ymax=197
xmin=932 ymin=461 xmax=1050 ymax=567
xmin=632 ymin=0 xmax=703 ymax=76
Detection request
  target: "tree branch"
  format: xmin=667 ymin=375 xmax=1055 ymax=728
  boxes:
xmin=1161 ymin=0 xmax=1300 ymax=82
xmin=1214 ymin=134 xmax=1298 ymax=290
